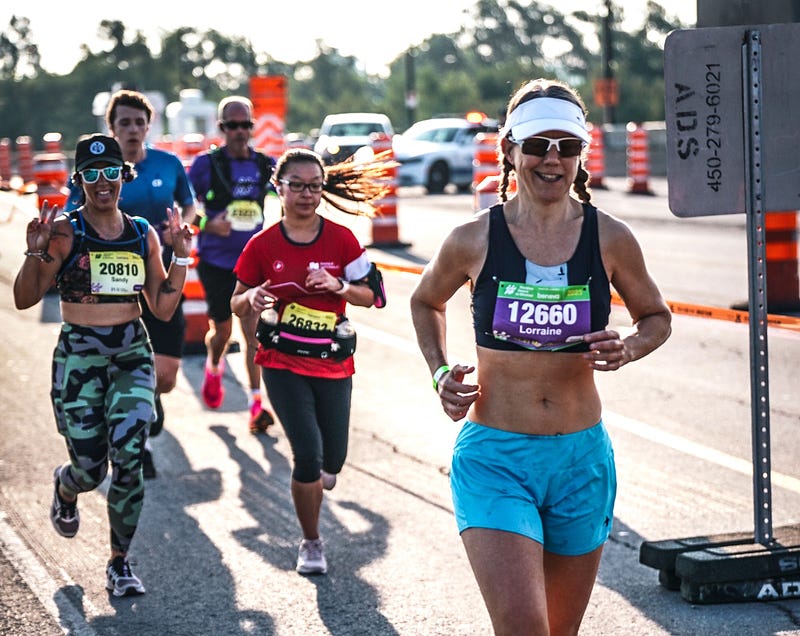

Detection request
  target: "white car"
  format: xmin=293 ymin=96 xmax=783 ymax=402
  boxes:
xmin=313 ymin=113 xmax=394 ymax=165
xmin=393 ymin=114 xmax=499 ymax=194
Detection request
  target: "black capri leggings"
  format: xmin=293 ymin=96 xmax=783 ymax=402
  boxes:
xmin=262 ymin=367 xmax=352 ymax=483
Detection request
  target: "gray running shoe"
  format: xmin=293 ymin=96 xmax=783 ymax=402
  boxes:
xmin=50 ymin=468 xmax=79 ymax=538
xmin=106 ymin=556 xmax=146 ymax=597
xmin=320 ymin=470 xmax=337 ymax=491
xmin=296 ymin=538 xmax=327 ymax=575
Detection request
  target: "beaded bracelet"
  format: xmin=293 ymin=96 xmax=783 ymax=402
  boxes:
xmin=24 ymin=249 xmax=53 ymax=263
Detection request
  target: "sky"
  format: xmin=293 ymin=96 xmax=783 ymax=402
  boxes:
xmin=4 ymin=1 xmax=696 ymax=77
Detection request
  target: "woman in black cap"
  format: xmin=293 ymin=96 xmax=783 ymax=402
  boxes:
xmin=13 ymin=133 xmax=193 ymax=597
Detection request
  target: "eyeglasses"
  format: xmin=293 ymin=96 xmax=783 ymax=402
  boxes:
xmin=221 ymin=120 xmax=254 ymax=131
xmin=80 ymin=166 xmax=122 ymax=183
xmin=515 ymin=136 xmax=585 ymax=158
xmin=279 ymin=179 xmax=324 ymax=193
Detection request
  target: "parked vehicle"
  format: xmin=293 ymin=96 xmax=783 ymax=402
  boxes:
xmin=393 ymin=113 xmax=499 ymax=194
xmin=313 ymin=113 xmax=394 ymax=165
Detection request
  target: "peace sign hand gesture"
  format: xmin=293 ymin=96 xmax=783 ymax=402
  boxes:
xmin=26 ymin=200 xmax=59 ymax=252
xmin=164 ymin=207 xmax=193 ymax=259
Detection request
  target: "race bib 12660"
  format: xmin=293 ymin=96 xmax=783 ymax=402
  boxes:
xmin=492 ymin=281 xmax=591 ymax=351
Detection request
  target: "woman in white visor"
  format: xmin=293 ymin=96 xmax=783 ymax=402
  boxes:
xmin=411 ymin=78 xmax=671 ymax=634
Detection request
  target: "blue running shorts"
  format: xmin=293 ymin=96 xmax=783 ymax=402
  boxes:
xmin=450 ymin=419 xmax=616 ymax=556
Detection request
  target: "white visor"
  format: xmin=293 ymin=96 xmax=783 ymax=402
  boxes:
xmin=502 ymin=97 xmax=590 ymax=144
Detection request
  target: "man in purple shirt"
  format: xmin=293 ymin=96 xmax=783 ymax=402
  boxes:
xmin=188 ymin=96 xmax=276 ymax=433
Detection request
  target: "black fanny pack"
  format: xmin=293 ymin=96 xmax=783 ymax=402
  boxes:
xmin=256 ymin=316 xmax=356 ymax=360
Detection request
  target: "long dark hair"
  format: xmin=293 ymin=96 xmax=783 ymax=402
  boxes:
xmin=273 ymin=148 xmax=396 ymax=217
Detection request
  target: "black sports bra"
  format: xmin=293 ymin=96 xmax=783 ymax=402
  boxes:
xmin=56 ymin=209 xmax=150 ymax=304
xmin=471 ymin=203 xmax=611 ymax=353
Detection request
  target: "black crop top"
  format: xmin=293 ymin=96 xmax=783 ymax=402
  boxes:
xmin=471 ymin=203 xmax=611 ymax=353
xmin=56 ymin=209 xmax=150 ymax=304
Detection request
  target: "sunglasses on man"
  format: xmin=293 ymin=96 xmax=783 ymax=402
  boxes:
xmin=221 ymin=120 xmax=254 ymax=131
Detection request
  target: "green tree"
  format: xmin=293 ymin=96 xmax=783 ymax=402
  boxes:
xmin=574 ymin=1 xmax=688 ymax=123
xmin=0 ymin=15 xmax=41 ymax=80
xmin=0 ymin=4 xmax=688 ymax=154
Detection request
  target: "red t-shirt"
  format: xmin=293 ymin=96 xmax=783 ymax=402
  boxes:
xmin=234 ymin=217 xmax=370 ymax=378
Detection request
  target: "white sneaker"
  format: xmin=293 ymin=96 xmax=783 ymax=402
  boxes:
xmin=296 ymin=538 xmax=327 ymax=575
xmin=106 ymin=556 xmax=146 ymax=597
xmin=320 ymin=470 xmax=337 ymax=491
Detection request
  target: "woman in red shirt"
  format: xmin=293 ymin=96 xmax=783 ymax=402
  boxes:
xmin=231 ymin=148 xmax=390 ymax=575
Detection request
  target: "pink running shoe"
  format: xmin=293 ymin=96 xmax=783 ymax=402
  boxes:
xmin=249 ymin=398 xmax=275 ymax=433
xmin=201 ymin=359 xmax=225 ymax=409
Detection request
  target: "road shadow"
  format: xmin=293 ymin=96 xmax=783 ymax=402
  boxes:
xmin=57 ymin=427 xmax=275 ymax=635
xmin=211 ymin=424 xmax=399 ymax=636
xmin=180 ymin=352 xmax=251 ymax=416
xmin=597 ymin=519 xmax=800 ymax=636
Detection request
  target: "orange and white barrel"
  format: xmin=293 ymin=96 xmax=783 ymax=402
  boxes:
xmin=0 ymin=138 xmax=12 ymax=182
xmin=369 ymin=133 xmax=403 ymax=247
xmin=764 ymin=211 xmax=800 ymax=312
xmin=178 ymin=133 xmax=208 ymax=171
xmin=472 ymin=132 xmax=499 ymax=191
xmin=33 ymin=151 xmax=69 ymax=209
xmin=473 ymin=174 xmax=517 ymax=211
xmin=42 ymin=132 xmax=63 ymax=154
xmin=626 ymin=123 xmax=654 ymax=195
xmin=15 ymin=136 xmax=35 ymax=184
xmin=182 ymin=230 xmax=210 ymax=354
xmin=586 ymin=123 xmax=607 ymax=190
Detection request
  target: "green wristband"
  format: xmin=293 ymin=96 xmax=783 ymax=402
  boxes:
xmin=432 ymin=364 xmax=451 ymax=392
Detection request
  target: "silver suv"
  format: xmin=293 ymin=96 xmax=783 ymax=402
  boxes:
xmin=313 ymin=113 xmax=394 ymax=165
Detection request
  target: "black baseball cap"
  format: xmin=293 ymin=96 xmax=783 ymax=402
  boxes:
xmin=74 ymin=134 xmax=124 ymax=172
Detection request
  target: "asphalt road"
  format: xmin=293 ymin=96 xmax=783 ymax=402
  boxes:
xmin=1 ymin=182 xmax=800 ymax=635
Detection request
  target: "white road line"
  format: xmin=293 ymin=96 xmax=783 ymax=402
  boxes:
xmin=605 ymin=412 xmax=800 ymax=495
xmin=0 ymin=511 xmax=97 ymax=635
xmin=358 ymin=323 xmax=800 ymax=495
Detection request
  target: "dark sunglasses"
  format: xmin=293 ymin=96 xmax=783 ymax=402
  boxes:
xmin=515 ymin=136 xmax=585 ymax=158
xmin=80 ymin=166 xmax=122 ymax=183
xmin=221 ymin=120 xmax=254 ymax=131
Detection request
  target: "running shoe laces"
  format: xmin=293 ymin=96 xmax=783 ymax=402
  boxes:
xmin=106 ymin=556 xmax=146 ymax=597
xmin=248 ymin=398 xmax=275 ymax=434
xmin=201 ymin=359 xmax=225 ymax=409
xmin=50 ymin=468 xmax=79 ymax=538
xmin=321 ymin=470 xmax=337 ymax=491
xmin=296 ymin=538 xmax=327 ymax=575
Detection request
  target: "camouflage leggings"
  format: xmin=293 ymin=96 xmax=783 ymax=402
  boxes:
xmin=51 ymin=320 xmax=155 ymax=553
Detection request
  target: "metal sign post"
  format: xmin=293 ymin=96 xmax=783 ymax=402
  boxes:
xmin=742 ymin=31 xmax=773 ymax=546
xmin=639 ymin=23 xmax=800 ymax=604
